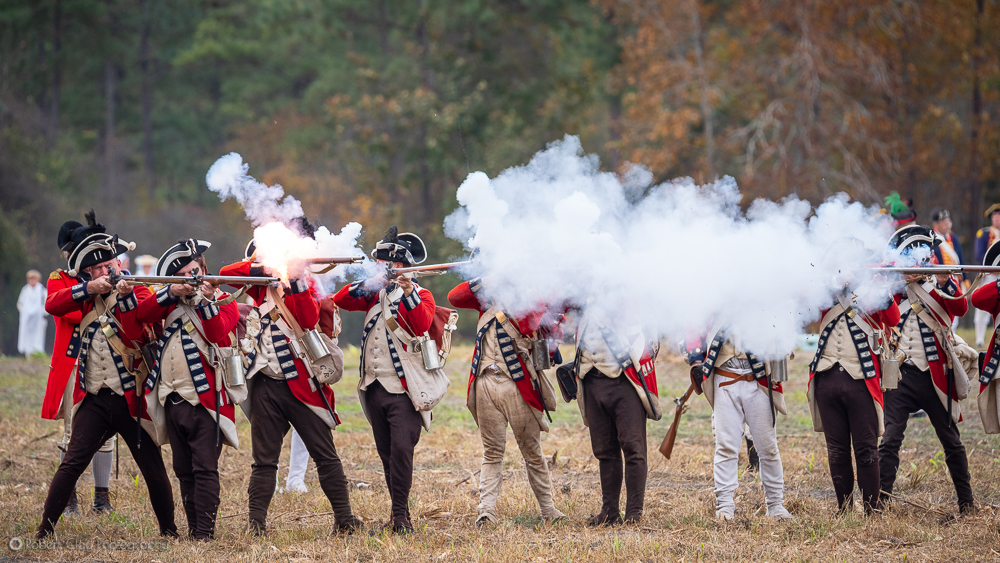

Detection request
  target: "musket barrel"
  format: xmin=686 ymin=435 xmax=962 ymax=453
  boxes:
xmin=302 ymin=257 xmax=365 ymax=265
xmin=869 ymin=265 xmax=1000 ymax=275
xmin=113 ymin=275 xmax=279 ymax=286
xmin=390 ymin=260 xmax=473 ymax=277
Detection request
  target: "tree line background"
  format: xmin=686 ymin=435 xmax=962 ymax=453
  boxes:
xmin=1 ymin=0 xmax=997 ymax=352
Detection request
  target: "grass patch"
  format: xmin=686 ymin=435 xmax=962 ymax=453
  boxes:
xmin=1 ymin=346 xmax=999 ymax=561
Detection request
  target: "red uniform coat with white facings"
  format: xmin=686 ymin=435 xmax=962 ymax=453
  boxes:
xmin=333 ymin=281 xmax=436 ymax=360
xmin=894 ymin=278 xmax=968 ymax=421
xmin=41 ymin=270 xmax=84 ymax=420
xmin=135 ymin=289 xmax=240 ymax=427
xmin=807 ymin=301 xmax=900 ymax=434
xmin=45 ymin=281 xmax=154 ymax=420
xmin=971 ymin=281 xmax=1000 ymax=395
xmin=219 ymin=260 xmax=338 ymax=422
xmin=448 ymin=280 xmax=548 ymax=413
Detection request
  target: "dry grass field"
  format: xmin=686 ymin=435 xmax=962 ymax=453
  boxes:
xmin=2 ymin=339 xmax=999 ymax=562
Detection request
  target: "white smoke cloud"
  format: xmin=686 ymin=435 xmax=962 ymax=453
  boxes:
xmin=445 ymin=135 xmax=898 ymax=359
xmin=205 ymin=153 xmax=371 ymax=289
xmin=206 ymin=153 xmax=304 ymax=227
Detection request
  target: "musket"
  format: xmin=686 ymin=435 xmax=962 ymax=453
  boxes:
xmin=387 ymin=260 xmax=473 ymax=278
xmin=301 ymin=256 xmax=365 ymax=274
xmin=869 ymin=265 xmax=1000 ymax=276
xmin=658 ymin=382 xmax=696 ymax=460
xmin=109 ymin=274 xmax=280 ymax=286
xmin=301 ymin=257 xmax=365 ymax=265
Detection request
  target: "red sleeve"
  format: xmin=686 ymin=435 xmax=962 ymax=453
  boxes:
xmin=201 ymin=301 xmax=239 ymax=346
xmin=46 ymin=283 xmax=89 ymax=317
xmin=136 ymin=288 xmax=177 ymax=324
xmin=283 ymin=280 xmax=320 ymax=330
xmin=515 ymin=309 xmax=545 ymax=335
xmin=116 ymin=286 xmax=154 ymax=344
xmin=447 ymin=282 xmax=482 ymax=311
xmin=47 ymin=274 xmax=83 ymax=324
xmin=397 ymin=287 xmax=436 ymax=335
xmin=333 ymin=282 xmax=376 ymax=312
xmin=876 ymin=300 xmax=901 ymax=329
xmin=219 ymin=260 xmax=267 ymax=305
xmin=971 ymin=280 xmax=1000 ymax=316
xmin=930 ymin=277 xmax=969 ymax=318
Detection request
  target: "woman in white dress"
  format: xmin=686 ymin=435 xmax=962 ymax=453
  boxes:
xmin=17 ymin=270 xmax=48 ymax=355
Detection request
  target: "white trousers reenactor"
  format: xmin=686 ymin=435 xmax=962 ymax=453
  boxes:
xmin=449 ymin=278 xmax=564 ymax=525
xmin=687 ymin=330 xmax=792 ymax=521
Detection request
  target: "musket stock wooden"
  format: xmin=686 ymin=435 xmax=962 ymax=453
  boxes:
xmin=659 ymin=382 xmax=697 ymax=460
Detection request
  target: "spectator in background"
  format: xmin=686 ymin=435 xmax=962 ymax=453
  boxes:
xmin=883 ymin=192 xmax=917 ymax=228
xmin=134 ymin=254 xmax=158 ymax=276
xmin=974 ymin=205 xmax=1000 ymax=347
xmin=931 ymin=208 xmax=966 ymax=330
xmin=931 ymin=208 xmax=965 ymax=268
xmin=17 ymin=270 xmax=48 ymax=356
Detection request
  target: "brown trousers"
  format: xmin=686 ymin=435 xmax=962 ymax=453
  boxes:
xmin=247 ymin=376 xmax=355 ymax=531
xmin=879 ymin=363 xmax=974 ymax=509
xmin=582 ymin=369 xmax=648 ymax=521
xmin=813 ymin=366 xmax=881 ymax=513
xmin=165 ymin=394 xmax=223 ymax=539
xmin=38 ymin=389 xmax=177 ymax=538
xmin=364 ymin=380 xmax=422 ymax=527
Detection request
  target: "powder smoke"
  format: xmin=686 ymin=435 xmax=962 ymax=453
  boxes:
xmin=445 ymin=135 xmax=899 ymax=359
xmin=206 ymin=153 xmax=370 ymax=287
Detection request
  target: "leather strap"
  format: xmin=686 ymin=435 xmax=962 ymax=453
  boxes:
xmin=94 ymin=294 xmax=145 ymax=375
xmin=716 ymin=369 xmax=755 ymax=387
xmin=267 ymin=286 xmax=308 ymax=337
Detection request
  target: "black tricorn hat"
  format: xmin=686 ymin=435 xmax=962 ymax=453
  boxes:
xmin=244 ymin=239 xmax=256 ymax=260
xmin=57 ymin=221 xmax=83 ymax=252
xmin=984 ymin=240 xmax=1000 ymax=267
xmin=888 ymin=225 xmax=942 ymax=257
xmin=67 ymin=233 xmax=135 ymax=276
xmin=371 ymin=226 xmax=426 ymax=266
xmin=156 ymin=239 xmax=211 ymax=277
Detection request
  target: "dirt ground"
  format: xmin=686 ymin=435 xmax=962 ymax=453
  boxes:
xmin=1 ymin=341 xmax=999 ymax=562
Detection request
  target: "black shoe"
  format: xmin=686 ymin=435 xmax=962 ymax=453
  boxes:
xmin=93 ymin=489 xmax=113 ymax=513
xmin=249 ymin=520 xmax=267 ymax=537
xmin=392 ymin=523 xmax=415 ymax=535
xmin=64 ymin=489 xmax=80 ymax=517
xmin=587 ymin=511 xmax=623 ymax=527
xmin=160 ymin=528 xmax=180 ymax=538
xmin=335 ymin=515 xmax=365 ymax=534
xmin=959 ymin=502 xmax=978 ymax=516
xmin=746 ymin=438 xmax=760 ymax=472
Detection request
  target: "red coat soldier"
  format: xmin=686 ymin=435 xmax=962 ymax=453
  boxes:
xmin=40 ymin=216 xmax=116 ymax=514
xmin=448 ymin=277 xmax=563 ymax=525
xmin=136 ymin=239 xmax=240 ymax=540
xmin=968 ymin=240 xmax=1000 ymax=435
xmin=37 ymin=229 xmax=176 ymax=539
xmin=219 ymin=242 xmax=361 ymax=536
xmin=806 ymin=238 xmax=901 ymax=515
xmin=333 ymin=227 xmax=437 ymax=534
xmin=878 ymin=226 xmax=975 ymax=515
